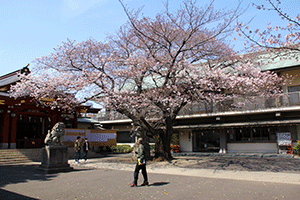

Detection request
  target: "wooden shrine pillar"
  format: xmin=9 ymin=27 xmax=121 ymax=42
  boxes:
xmin=1 ymin=112 xmax=10 ymax=148
xmin=73 ymin=113 xmax=78 ymax=128
xmin=9 ymin=112 xmax=18 ymax=148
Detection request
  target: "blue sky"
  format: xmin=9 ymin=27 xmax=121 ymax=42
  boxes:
xmin=0 ymin=0 xmax=299 ymax=76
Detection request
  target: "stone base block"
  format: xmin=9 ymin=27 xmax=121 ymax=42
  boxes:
xmin=37 ymin=145 xmax=73 ymax=173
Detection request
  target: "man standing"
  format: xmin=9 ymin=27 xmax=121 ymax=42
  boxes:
xmin=74 ymin=136 xmax=81 ymax=164
xmin=130 ymin=138 xmax=149 ymax=187
xmin=82 ymin=138 xmax=89 ymax=162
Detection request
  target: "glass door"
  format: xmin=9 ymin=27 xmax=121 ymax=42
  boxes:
xmin=193 ymin=130 xmax=220 ymax=152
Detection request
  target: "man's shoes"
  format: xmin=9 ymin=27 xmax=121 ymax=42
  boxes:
xmin=129 ymin=183 xmax=137 ymax=187
xmin=141 ymin=182 xmax=149 ymax=186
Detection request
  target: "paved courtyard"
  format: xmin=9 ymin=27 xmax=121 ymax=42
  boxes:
xmin=1 ymin=154 xmax=300 ymax=199
xmin=91 ymin=153 xmax=300 ymax=173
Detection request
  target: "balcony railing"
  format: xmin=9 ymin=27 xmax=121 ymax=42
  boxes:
xmin=97 ymin=92 xmax=300 ymax=121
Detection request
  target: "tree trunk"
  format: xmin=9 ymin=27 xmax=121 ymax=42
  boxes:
xmin=154 ymin=130 xmax=172 ymax=160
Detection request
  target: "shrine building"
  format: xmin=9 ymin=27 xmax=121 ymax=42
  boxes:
xmin=0 ymin=66 xmax=80 ymax=149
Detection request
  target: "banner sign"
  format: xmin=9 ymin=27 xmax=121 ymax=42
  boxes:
xmin=65 ymin=129 xmax=86 ymax=136
xmin=63 ymin=129 xmax=117 ymax=147
xmin=276 ymin=132 xmax=292 ymax=146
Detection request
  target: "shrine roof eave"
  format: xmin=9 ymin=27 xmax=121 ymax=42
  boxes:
xmin=0 ymin=65 xmax=30 ymax=87
xmin=0 ymin=92 xmax=10 ymax=97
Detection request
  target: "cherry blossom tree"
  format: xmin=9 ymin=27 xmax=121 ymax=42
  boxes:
xmin=10 ymin=0 xmax=285 ymax=160
xmin=235 ymin=0 xmax=300 ymax=56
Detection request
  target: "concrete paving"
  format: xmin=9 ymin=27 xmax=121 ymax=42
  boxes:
xmin=1 ymin=162 xmax=300 ymax=200
xmin=1 ymin=153 xmax=300 ymax=199
xmin=67 ymin=155 xmax=300 ymax=185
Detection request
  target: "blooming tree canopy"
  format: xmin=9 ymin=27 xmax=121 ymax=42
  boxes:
xmin=10 ymin=0 xmax=285 ymax=159
xmin=236 ymin=0 xmax=300 ymax=57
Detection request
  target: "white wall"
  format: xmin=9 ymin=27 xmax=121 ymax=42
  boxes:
xmin=297 ymin=125 xmax=300 ymax=142
xmin=179 ymin=130 xmax=193 ymax=152
xmin=227 ymin=143 xmax=277 ymax=153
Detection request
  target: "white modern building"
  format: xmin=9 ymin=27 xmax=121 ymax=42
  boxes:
xmin=99 ymin=53 xmax=300 ymax=154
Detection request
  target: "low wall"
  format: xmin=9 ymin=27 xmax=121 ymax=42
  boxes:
xmin=227 ymin=142 xmax=277 ymax=153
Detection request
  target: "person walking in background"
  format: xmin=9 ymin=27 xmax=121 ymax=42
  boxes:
xmin=130 ymin=138 xmax=149 ymax=187
xmin=74 ymin=136 xmax=81 ymax=164
xmin=82 ymin=138 xmax=89 ymax=162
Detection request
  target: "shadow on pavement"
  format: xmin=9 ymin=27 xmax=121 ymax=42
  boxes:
xmin=0 ymin=188 xmax=39 ymax=200
xmin=179 ymin=157 xmax=300 ymax=172
xmin=149 ymin=182 xmax=170 ymax=186
xmin=0 ymin=164 xmax=93 ymax=188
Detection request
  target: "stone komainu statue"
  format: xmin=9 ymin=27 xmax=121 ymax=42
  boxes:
xmin=44 ymin=122 xmax=66 ymax=146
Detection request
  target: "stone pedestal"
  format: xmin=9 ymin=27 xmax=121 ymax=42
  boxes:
xmin=37 ymin=145 xmax=73 ymax=173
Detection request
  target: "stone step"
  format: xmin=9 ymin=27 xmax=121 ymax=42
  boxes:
xmin=0 ymin=157 xmax=31 ymax=161
xmin=0 ymin=160 xmax=32 ymax=166
xmin=0 ymin=148 xmax=104 ymax=165
xmin=0 ymin=160 xmax=32 ymax=165
xmin=0 ymin=150 xmax=34 ymax=165
xmin=0 ymin=156 xmax=30 ymax=160
xmin=0 ymin=153 xmax=29 ymax=158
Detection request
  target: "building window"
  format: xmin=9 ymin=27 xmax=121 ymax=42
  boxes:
xmin=233 ymin=127 xmax=276 ymax=142
xmin=236 ymin=128 xmax=251 ymax=142
xmin=288 ymin=85 xmax=300 ymax=105
xmin=252 ymin=128 xmax=270 ymax=140
xmin=116 ymin=131 xmax=135 ymax=143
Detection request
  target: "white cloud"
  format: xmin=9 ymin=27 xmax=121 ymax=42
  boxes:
xmin=68 ymin=0 xmax=80 ymax=11
xmin=62 ymin=0 xmax=107 ymax=19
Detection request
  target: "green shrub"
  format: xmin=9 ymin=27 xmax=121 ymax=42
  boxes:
xmin=150 ymin=144 xmax=155 ymax=155
xmin=293 ymin=140 xmax=300 ymax=155
xmin=111 ymin=145 xmax=134 ymax=153
xmin=171 ymin=133 xmax=179 ymax=145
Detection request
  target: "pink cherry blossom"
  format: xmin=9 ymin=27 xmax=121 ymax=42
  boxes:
xmin=10 ymin=0 xmax=285 ymax=160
